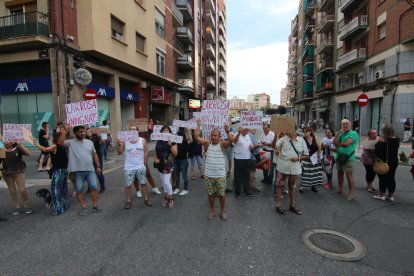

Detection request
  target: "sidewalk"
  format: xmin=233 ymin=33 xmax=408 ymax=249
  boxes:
xmin=0 ymin=141 xmax=157 ymax=188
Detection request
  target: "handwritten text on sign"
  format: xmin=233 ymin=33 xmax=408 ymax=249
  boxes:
xmin=150 ymin=133 xmax=183 ymax=144
xmin=241 ymin=111 xmax=263 ymax=129
xmin=172 ymin=119 xmax=197 ymax=129
xmin=270 ymin=116 xmax=296 ymax=135
xmin=200 ymin=100 xmax=230 ymax=140
xmin=65 ymin=99 xmax=98 ymax=127
xmin=3 ymin=124 xmax=32 ymax=143
xmin=117 ymin=131 xmax=139 ymax=142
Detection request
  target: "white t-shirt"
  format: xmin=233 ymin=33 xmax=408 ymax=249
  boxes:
xmin=124 ymin=138 xmax=145 ymax=170
xmin=233 ymin=133 xmax=252 ymax=159
xmin=259 ymin=131 xmax=275 ymax=151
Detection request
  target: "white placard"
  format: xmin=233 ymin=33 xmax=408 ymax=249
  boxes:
xmin=150 ymin=133 xmax=183 ymax=144
xmin=310 ymin=152 xmax=323 ymax=165
xmin=117 ymin=131 xmax=139 ymax=142
xmin=65 ymin=99 xmax=98 ymax=127
xmin=200 ymin=100 xmax=230 ymax=140
xmin=3 ymin=124 xmax=32 ymax=143
xmin=240 ymin=111 xmax=263 ymax=129
xmin=153 ymin=125 xmax=177 ymax=134
xmin=172 ymin=119 xmax=197 ymax=129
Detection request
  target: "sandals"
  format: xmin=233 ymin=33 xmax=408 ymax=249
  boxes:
xmin=289 ymin=206 xmax=302 ymax=215
xmin=276 ymin=206 xmax=285 ymax=215
xmin=144 ymin=199 xmax=153 ymax=206
xmin=191 ymin=175 xmax=196 ymax=180
xmin=124 ymin=202 xmax=132 ymax=209
xmin=299 ymin=187 xmax=304 ymax=193
xmin=208 ymin=212 xmax=215 ymax=220
xmin=367 ymin=187 xmax=377 ymax=193
xmin=220 ymin=213 xmax=228 ymax=220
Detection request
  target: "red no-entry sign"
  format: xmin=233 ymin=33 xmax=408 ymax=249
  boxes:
xmin=84 ymin=88 xmax=97 ymax=100
xmin=357 ymin=93 xmax=368 ymax=107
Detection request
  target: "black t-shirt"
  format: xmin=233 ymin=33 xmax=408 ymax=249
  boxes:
xmin=175 ymin=140 xmax=189 ymax=160
xmin=404 ymin=121 xmax=411 ymax=131
xmin=51 ymin=145 xmax=68 ymax=169
xmin=38 ymin=129 xmax=49 ymax=147
xmin=87 ymin=135 xmax=102 ymax=158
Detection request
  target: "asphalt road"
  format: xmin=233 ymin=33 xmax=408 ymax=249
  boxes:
xmin=0 ymin=152 xmax=414 ymax=275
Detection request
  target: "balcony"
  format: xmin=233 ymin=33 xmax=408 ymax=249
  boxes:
xmin=317 ymin=14 xmax=335 ymax=34
xmin=316 ymin=73 xmax=334 ymax=95
xmin=303 ymin=81 xmax=314 ymax=97
xmin=206 ymin=9 xmax=215 ymax=29
xmin=219 ymin=22 xmax=226 ymax=32
xmin=173 ymin=38 xmax=184 ymax=56
xmin=207 ymin=76 xmax=216 ymax=88
xmin=219 ymin=72 xmax=226 ymax=81
xmin=206 ymin=43 xmax=215 ymax=58
xmin=218 ymin=34 xmax=225 ymax=46
xmin=219 ymin=59 xmax=226 ymax=70
xmin=303 ymin=63 xmax=314 ymax=77
xmin=219 ymin=10 xmax=226 ymax=25
xmin=304 ymin=0 xmax=317 ymax=15
xmin=178 ymin=79 xmax=195 ymax=93
xmin=316 ymin=38 xmax=334 ymax=54
xmin=317 ymin=59 xmax=334 ymax=74
xmin=318 ymin=0 xmax=334 ymax=13
xmin=206 ymin=0 xmax=216 ymax=12
xmin=219 ymin=47 xmax=226 ymax=60
xmin=206 ymin=59 xmax=215 ymax=74
xmin=177 ymin=54 xmax=194 ymax=70
xmin=176 ymin=27 xmax=193 ymax=44
xmin=175 ymin=0 xmax=193 ymax=21
xmin=337 ymin=48 xmax=366 ymax=70
xmin=0 ymin=12 xmax=49 ymax=51
xmin=292 ymin=16 xmax=298 ymax=36
xmin=304 ymin=19 xmax=315 ymax=33
xmin=339 ymin=15 xmax=368 ymax=41
xmin=172 ymin=4 xmax=184 ymax=27
xmin=302 ymin=44 xmax=314 ymax=60
xmin=339 ymin=0 xmax=358 ymax=13
xmin=206 ymin=26 xmax=215 ymax=43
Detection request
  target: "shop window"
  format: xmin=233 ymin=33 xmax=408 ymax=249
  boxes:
xmin=156 ymin=49 xmax=166 ymax=76
xmin=378 ymin=23 xmax=386 ymax=40
xmin=136 ymin=32 xmax=146 ymax=53
xmin=111 ymin=15 xmax=125 ymax=41
xmin=155 ymin=8 xmax=165 ymax=38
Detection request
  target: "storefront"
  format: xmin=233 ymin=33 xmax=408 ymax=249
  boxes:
xmin=150 ymin=86 xmax=173 ymax=124
xmin=0 ymin=77 xmax=53 ymax=135
xmin=120 ymin=88 xmax=139 ymax=130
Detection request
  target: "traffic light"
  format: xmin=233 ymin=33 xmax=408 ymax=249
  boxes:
xmin=73 ymin=54 xmax=85 ymax=69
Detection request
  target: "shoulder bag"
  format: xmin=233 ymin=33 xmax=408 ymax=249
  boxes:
xmin=289 ymin=140 xmax=304 ymax=173
xmin=337 ymin=134 xmax=354 ymax=165
xmin=373 ymin=139 xmax=390 ymax=174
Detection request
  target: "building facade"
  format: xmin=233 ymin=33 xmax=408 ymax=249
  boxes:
xmin=288 ymin=0 xmax=414 ymax=137
xmin=246 ymin=93 xmax=271 ymax=109
xmin=0 ymin=0 xmax=227 ymax=136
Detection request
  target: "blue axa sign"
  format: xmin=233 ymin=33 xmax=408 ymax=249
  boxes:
xmin=120 ymin=89 xmax=138 ymax=102
xmin=0 ymin=77 xmax=52 ymax=94
xmin=86 ymin=83 xmax=115 ymax=98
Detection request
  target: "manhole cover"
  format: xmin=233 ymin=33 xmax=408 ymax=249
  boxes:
xmin=302 ymin=229 xmax=367 ymax=261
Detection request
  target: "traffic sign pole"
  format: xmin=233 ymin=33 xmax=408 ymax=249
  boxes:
xmin=356 ymin=93 xmax=369 ymax=153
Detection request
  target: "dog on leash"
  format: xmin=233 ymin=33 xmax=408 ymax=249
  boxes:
xmin=36 ymin=188 xmax=52 ymax=208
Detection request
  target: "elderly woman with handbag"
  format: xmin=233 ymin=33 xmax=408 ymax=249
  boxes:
xmin=373 ymin=125 xmax=400 ymax=202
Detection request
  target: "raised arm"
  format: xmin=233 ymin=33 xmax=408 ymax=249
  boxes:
xmin=221 ymin=124 xmax=234 ymax=149
xmin=233 ymin=127 xmax=243 ymax=144
xmin=32 ymin=137 xmax=57 ymax=153
xmin=194 ymin=121 xmax=210 ymax=147
xmin=18 ymin=142 xmax=31 ymax=156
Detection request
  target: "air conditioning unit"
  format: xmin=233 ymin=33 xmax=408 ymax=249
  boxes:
xmin=375 ymin=70 xmax=384 ymax=80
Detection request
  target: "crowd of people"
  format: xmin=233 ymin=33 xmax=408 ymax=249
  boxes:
xmin=0 ymin=117 xmax=413 ymax=222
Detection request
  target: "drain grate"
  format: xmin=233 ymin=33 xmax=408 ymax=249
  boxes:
xmin=302 ymin=229 xmax=367 ymax=261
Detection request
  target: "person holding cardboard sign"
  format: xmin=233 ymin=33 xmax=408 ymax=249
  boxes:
xmin=274 ymin=130 xmax=309 ymax=215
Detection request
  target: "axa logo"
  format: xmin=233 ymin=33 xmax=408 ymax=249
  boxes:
xmin=127 ymin=93 xmax=133 ymax=100
xmin=97 ymin=88 xmax=107 ymax=96
xmin=15 ymin=82 xmax=29 ymax=92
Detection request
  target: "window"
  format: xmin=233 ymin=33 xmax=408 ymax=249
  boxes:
xmin=136 ymin=32 xmax=145 ymax=52
xmin=378 ymin=23 xmax=386 ymax=40
xmin=155 ymin=8 xmax=165 ymax=37
xmin=8 ymin=6 xmax=24 ymax=25
xmin=111 ymin=16 xmax=124 ymax=41
xmin=156 ymin=49 xmax=166 ymax=76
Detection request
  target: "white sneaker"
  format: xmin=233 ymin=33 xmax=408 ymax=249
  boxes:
xmin=179 ymin=190 xmax=189 ymax=196
xmin=152 ymin=187 xmax=161 ymax=195
xmin=173 ymin=188 xmax=180 ymax=195
xmin=373 ymin=195 xmax=385 ymax=201
xmin=283 ymin=189 xmax=289 ymax=195
xmin=136 ymin=191 xmax=142 ymax=198
xmin=387 ymin=196 xmax=395 ymax=202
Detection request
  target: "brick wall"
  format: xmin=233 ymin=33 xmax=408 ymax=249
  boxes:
xmin=48 ymin=0 xmax=78 ymax=44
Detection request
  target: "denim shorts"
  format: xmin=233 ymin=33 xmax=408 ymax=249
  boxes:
xmin=75 ymin=171 xmax=98 ymax=193
xmin=124 ymin=168 xmax=146 ymax=187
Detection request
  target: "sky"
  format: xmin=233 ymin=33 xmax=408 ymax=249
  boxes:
xmin=226 ymin=0 xmax=299 ymax=104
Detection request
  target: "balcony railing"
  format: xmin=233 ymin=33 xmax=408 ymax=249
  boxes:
xmin=174 ymin=37 xmax=184 ymax=53
xmin=303 ymin=81 xmax=313 ymax=96
xmin=207 ymin=76 xmax=216 ymax=87
xmin=206 ymin=27 xmax=215 ymax=42
xmin=304 ymin=19 xmax=316 ymax=32
xmin=206 ymin=9 xmax=215 ymax=29
xmin=304 ymin=0 xmax=317 ymax=14
xmin=207 ymin=59 xmax=215 ymax=73
xmin=177 ymin=54 xmax=193 ymax=63
xmin=176 ymin=27 xmax=193 ymax=43
xmin=206 ymin=43 xmax=215 ymax=57
xmin=0 ymin=12 xmax=49 ymax=40
xmin=339 ymin=15 xmax=368 ymax=41
xmin=317 ymin=60 xmax=334 ymax=72
xmin=316 ymin=38 xmax=333 ymax=54
xmin=317 ymin=14 xmax=335 ymax=33
xmin=337 ymin=48 xmax=366 ymax=69
xmin=339 ymin=0 xmax=358 ymax=13
xmin=178 ymin=79 xmax=195 ymax=90
xmin=318 ymin=0 xmax=334 ymax=13
xmin=175 ymin=0 xmax=193 ymax=21
xmin=219 ymin=72 xmax=226 ymax=80
xmin=172 ymin=4 xmax=184 ymax=26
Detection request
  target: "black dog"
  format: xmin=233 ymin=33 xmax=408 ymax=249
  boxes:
xmin=36 ymin=188 xmax=52 ymax=208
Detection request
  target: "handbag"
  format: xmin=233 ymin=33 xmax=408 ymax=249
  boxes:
xmin=373 ymin=138 xmax=390 ymax=174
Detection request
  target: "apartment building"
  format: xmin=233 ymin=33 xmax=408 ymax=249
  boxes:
xmin=288 ymin=0 xmax=414 ymax=135
xmin=280 ymin=86 xmax=289 ymax=107
xmin=247 ymin=93 xmax=271 ymax=109
xmin=0 ymin=0 xmax=227 ymax=136
xmin=335 ymin=0 xmax=414 ymax=136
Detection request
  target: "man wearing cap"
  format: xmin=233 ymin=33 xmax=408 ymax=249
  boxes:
xmin=333 ymin=119 xmax=358 ymax=200
xmin=233 ymin=127 xmax=255 ymax=198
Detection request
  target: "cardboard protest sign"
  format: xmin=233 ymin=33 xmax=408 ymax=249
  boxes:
xmin=65 ymin=99 xmax=98 ymax=127
xmin=241 ymin=111 xmax=263 ymax=129
xmin=127 ymin=118 xmax=148 ymax=132
xmin=117 ymin=131 xmax=139 ymax=142
xmin=270 ymin=116 xmax=296 ymax=134
xmin=22 ymin=127 xmax=34 ymax=145
xmin=2 ymin=124 xmax=32 ymax=143
xmin=172 ymin=119 xmax=197 ymax=129
xmin=153 ymin=125 xmax=177 ymax=134
xmin=150 ymin=133 xmax=183 ymax=144
xmin=200 ymin=100 xmax=230 ymax=140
